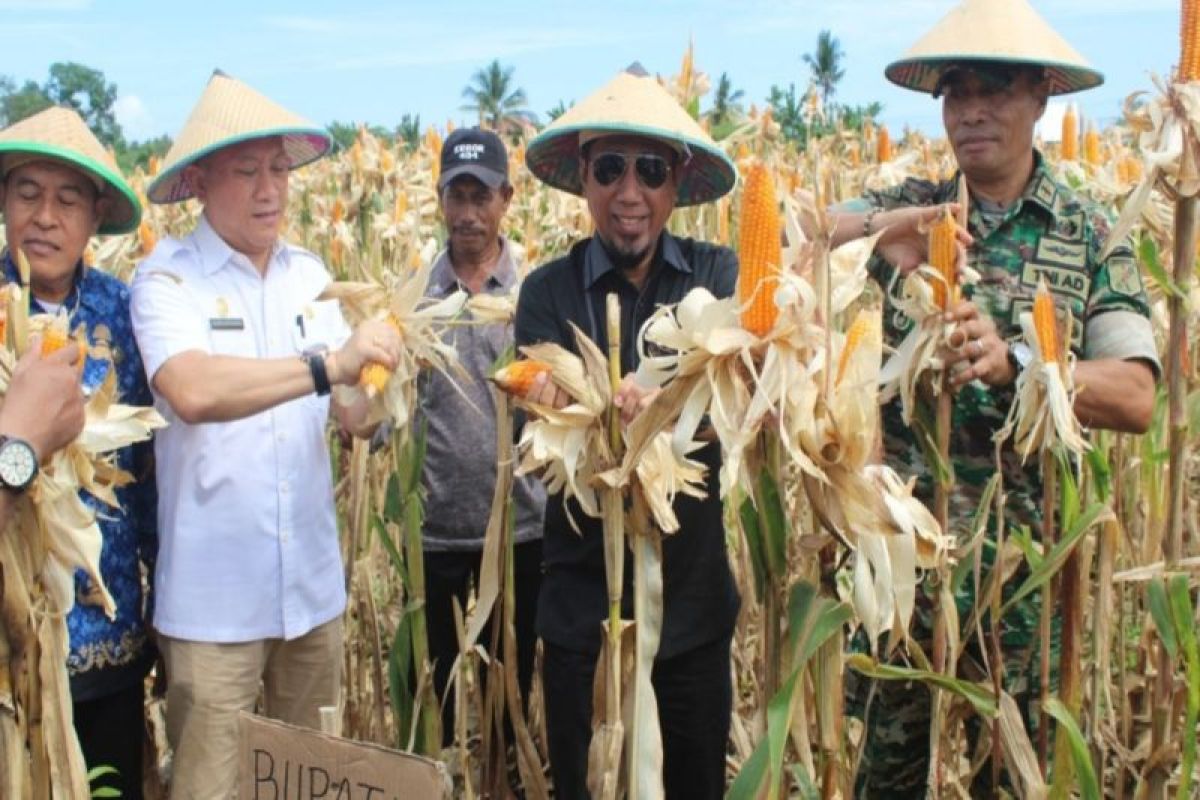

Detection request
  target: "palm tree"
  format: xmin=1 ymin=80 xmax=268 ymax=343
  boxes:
xmin=460 ymin=60 xmax=537 ymax=134
xmin=803 ymin=30 xmax=846 ymax=105
xmin=706 ymin=72 xmax=745 ymax=127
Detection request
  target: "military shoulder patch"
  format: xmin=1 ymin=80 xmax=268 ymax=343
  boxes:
xmin=1107 ymin=255 xmax=1144 ymax=296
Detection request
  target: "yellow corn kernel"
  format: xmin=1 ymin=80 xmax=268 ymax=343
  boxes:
xmin=737 ymin=162 xmax=782 ymax=337
xmin=876 ymin=125 xmax=892 ymax=163
xmin=1182 ymin=0 xmax=1200 ymax=82
xmin=927 ymin=207 xmax=959 ymax=311
xmin=493 ymin=359 xmax=554 ymax=398
xmin=835 ymin=310 xmax=878 ymax=387
xmin=1083 ymin=125 xmax=1102 ymax=166
xmin=138 ymin=220 xmax=157 ymax=256
xmin=359 ymin=315 xmax=401 ymax=396
xmin=1033 ymin=282 xmax=1060 ymax=363
xmin=1061 ymin=104 xmax=1078 ymax=161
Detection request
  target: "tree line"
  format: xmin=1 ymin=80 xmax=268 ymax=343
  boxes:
xmin=0 ymin=31 xmax=879 ymax=169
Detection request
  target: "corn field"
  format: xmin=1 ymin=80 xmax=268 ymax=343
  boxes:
xmin=52 ymin=42 xmax=1200 ymax=800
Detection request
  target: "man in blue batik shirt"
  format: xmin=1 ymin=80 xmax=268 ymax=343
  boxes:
xmin=0 ymin=106 xmax=155 ymax=800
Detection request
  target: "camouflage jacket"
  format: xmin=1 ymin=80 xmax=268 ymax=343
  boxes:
xmin=862 ymin=154 xmax=1155 ymax=537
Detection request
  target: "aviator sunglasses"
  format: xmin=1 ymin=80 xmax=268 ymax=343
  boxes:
xmin=588 ymin=151 xmax=674 ymax=189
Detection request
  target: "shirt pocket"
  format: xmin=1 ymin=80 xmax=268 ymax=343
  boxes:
xmin=208 ymin=325 xmax=259 ymax=358
xmin=290 ymin=299 xmax=346 ymax=354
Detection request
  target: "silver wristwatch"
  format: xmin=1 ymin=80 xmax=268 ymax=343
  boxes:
xmin=0 ymin=436 xmax=38 ymax=492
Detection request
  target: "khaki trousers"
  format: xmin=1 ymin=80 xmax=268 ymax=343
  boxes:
xmin=160 ymin=617 xmax=342 ymax=800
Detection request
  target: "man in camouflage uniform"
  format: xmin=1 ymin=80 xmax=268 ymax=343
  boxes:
xmin=830 ymin=0 xmax=1160 ymax=794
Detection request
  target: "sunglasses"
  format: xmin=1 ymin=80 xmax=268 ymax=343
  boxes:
xmin=588 ymin=152 xmax=674 ymax=190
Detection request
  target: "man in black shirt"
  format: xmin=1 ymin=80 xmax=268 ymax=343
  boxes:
xmin=516 ymin=67 xmax=740 ymax=799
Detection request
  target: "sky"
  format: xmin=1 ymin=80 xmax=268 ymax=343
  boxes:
xmin=0 ymin=0 xmax=1181 ymax=144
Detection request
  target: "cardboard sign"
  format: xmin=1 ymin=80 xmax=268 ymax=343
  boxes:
xmin=238 ymin=712 xmax=447 ymax=799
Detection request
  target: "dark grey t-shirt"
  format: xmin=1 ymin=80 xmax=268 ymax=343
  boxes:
xmin=418 ymin=240 xmax=546 ymax=551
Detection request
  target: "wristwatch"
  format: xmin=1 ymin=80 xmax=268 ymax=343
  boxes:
xmin=301 ymin=347 xmax=331 ymax=396
xmin=0 ymin=435 xmax=39 ymax=492
xmin=1006 ymin=341 xmax=1034 ymax=381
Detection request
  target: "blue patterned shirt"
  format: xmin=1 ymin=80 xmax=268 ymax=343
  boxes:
xmin=2 ymin=251 xmax=158 ymax=701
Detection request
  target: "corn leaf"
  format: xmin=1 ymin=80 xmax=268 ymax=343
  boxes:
xmin=755 ymin=467 xmax=788 ymax=581
xmin=845 ymin=654 xmax=998 ymax=717
xmin=738 ymin=492 xmax=768 ymax=597
xmin=1043 ymin=699 xmax=1100 ymax=800
xmin=1146 ymin=578 xmax=1178 ymax=661
xmin=1002 ymin=502 xmax=1111 ymax=616
xmin=1168 ymin=574 xmax=1199 ymax=800
xmin=1137 ymin=232 xmax=1186 ymax=300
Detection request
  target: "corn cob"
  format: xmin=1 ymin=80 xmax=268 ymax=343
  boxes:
xmin=835 ymin=309 xmax=877 ymax=387
xmin=493 ymin=359 xmax=554 ymax=397
xmin=360 ymin=315 xmax=400 ymax=396
xmin=380 ymin=147 xmax=395 ymax=174
xmin=737 ymin=162 xmax=782 ymax=337
xmin=1083 ymin=125 xmax=1102 ymax=166
xmin=928 ymin=207 xmax=959 ymax=311
xmin=393 ymin=192 xmax=408 ymax=224
xmin=1182 ymin=0 xmax=1200 ymax=82
xmin=332 ymin=198 xmax=346 ymax=225
xmin=138 ymin=220 xmax=157 ymax=256
xmin=1061 ymin=105 xmax=1078 ymax=161
xmin=1033 ymin=282 xmax=1060 ymax=364
xmin=876 ymin=125 xmax=892 ymax=163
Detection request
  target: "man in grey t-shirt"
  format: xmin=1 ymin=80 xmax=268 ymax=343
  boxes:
xmin=419 ymin=127 xmax=545 ymax=742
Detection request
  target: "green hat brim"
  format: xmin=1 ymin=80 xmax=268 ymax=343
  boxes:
xmin=526 ymin=122 xmax=737 ymax=207
xmin=146 ymin=126 xmax=332 ymax=205
xmin=0 ymin=140 xmax=141 ymax=234
xmin=885 ymin=55 xmax=1103 ymax=96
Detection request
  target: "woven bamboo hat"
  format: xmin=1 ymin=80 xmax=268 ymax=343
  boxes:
xmin=525 ymin=67 xmax=736 ymax=207
xmin=885 ymin=0 xmax=1103 ymax=96
xmin=148 ymin=70 xmax=332 ymax=204
xmin=0 ymin=106 xmax=140 ymax=234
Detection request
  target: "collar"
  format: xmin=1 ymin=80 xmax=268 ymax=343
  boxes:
xmin=194 ymin=213 xmax=288 ymax=276
xmin=1 ymin=249 xmax=97 ymax=316
xmin=430 ymin=237 xmax=517 ymax=295
xmin=582 ymin=231 xmax=691 ymax=291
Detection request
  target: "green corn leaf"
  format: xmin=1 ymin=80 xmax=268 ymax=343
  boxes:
xmin=755 ymin=468 xmax=788 ymax=580
xmin=738 ymin=492 xmax=768 ymax=597
xmin=1168 ymin=575 xmax=1199 ymax=800
xmin=1146 ymin=578 xmax=1178 ymax=661
xmin=1043 ymin=698 xmax=1100 ymax=800
xmin=846 ymin=654 xmax=998 ymax=717
xmin=1138 ymin=233 xmax=1186 ymax=299
xmin=1002 ymin=502 xmax=1111 ymax=616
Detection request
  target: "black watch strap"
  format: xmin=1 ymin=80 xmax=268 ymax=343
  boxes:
xmin=304 ymin=352 xmax=331 ymax=396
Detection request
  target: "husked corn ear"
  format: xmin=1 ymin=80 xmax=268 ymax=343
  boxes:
xmin=41 ymin=322 xmax=71 ymax=355
xmin=835 ymin=310 xmax=878 ymax=387
xmin=1083 ymin=125 xmax=1102 ymax=166
xmin=332 ymin=198 xmax=346 ymax=224
xmin=493 ymin=360 xmax=554 ymax=397
xmin=1061 ymin=104 xmax=1078 ymax=161
xmin=138 ymin=220 xmax=157 ymax=256
xmin=360 ymin=315 xmax=401 ymax=395
xmin=737 ymin=162 xmax=782 ymax=337
xmin=876 ymin=125 xmax=892 ymax=163
xmin=393 ymin=192 xmax=408 ymax=224
xmin=1183 ymin=0 xmax=1200 ymax=82
xmin=927 ymin=207 xmax=959 ymax=310
xmin=1033 ymin=282 xmax=1060 ymax=363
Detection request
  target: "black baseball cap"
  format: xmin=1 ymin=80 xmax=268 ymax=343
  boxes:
xmin=438 ymin=127 xmax=508 ymax=190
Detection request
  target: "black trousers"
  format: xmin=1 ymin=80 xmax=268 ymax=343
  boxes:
xmin=73 ymin=681 xmax=145 ymax=800
xmin=424 ymin=538 xmax=542 ymax=744
xmin=542 ymin=634 xmax=733 ymax=800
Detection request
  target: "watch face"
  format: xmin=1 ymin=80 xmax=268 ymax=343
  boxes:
xmin=0 ymin=439 xmax=37 ymax=489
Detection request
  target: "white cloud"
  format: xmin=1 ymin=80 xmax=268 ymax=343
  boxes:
xmin=114 ymin=94 xmax=155 ymax=141
xmin=0 ymin=0 xmax=90 ymax=8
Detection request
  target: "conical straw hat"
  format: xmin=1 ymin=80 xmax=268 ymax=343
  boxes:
xmin=885 ymin=0 xmax=1102 ymax=96
xmin=0 ymin=106 xmax=140 ymax=234
xmin=148 ymin=70 xmax=332 ymax=204
xmin=525 ymin=68 xmax=736 ymax=207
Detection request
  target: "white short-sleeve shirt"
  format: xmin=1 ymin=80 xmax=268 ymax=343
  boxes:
xmin=131 ymin=215 xmax=350 ymax=642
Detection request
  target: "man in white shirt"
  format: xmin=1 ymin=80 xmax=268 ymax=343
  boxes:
xmin=130 ymin=72 xmax=395 ymax=799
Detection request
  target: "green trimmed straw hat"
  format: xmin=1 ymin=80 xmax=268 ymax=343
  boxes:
xmin=885 ymin=0 xmax=1103 ymax=96
xmin=525 ymin=67 xmax=737 ymax=207
xmin=0 ymin=106 xmax=141 ymax=235
xmin=148 ymin=70 xmax=332 ymax=204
